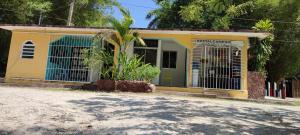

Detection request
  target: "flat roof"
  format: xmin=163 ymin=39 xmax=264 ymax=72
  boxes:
xmin=0 ymin=24 xmax=269 ymax=39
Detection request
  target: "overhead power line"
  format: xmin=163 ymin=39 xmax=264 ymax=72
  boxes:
xmin=232 ymin=18 xmax=300 ymax=25
xmin=274 ymin=40 xmax=300 ymax=43
xmin=119 ymin=2 xmax=156 ymax=10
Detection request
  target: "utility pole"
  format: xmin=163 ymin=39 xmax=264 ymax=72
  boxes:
xmin=38 ymin=11 xmax=43 ymax=25
xmin=67 ymin=0 xmax=75 ymax=26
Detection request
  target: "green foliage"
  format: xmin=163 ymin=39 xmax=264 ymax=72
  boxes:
xmin=149 ymin=0 xmax=254 ymax=30
xmin=179 ymin=0 xmax=254 ymax=30
xmin=252 ymin=19 xmax=275 ymax=32
xmin=82 ymin=7 xmax=160 ymax=83
xmin=0 ymin=0 xmax=118 ymax=26
xmin=82 ymin=38 xmax=114 ymax=79
xmin=116 ymin=54 xmax=160 ymax=82
xmin=116 ymin=54 xmax=143 ymax=80
xmin=137 ymin=64 xmax=161 ymax=82
xmin=0 ymin=0 xmax=50 ymax=24
xmin=82 ymin=46 xmax=160 ymax=82
xmin=27 ymin=0 xmax=52 ymax=13
xmin=248 ymin=19 xmax=275 ymax=73
xmin=146 ymin=0 xmax=173 ymax=28
xmin=102 ymin=7 xmax=145 ymax=53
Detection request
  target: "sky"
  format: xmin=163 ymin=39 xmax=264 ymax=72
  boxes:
xmin=113 ymin=0 xmax=158 ymax=28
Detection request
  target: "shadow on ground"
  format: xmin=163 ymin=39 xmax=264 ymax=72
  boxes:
xmin=66 ymin=95 xmax=300 ymax=134
xmin=2 ymin=94 xmax=300 ymax=135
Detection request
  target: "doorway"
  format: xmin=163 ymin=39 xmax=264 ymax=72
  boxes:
xmin=192 ymin=45 xmax=241 ymax=90
xmin=159 ymin=40 xmax=186 ymax=87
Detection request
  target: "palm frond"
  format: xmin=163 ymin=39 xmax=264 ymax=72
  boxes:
xmin=95 ymin=31 xmax=120 ymax=47
xmin=132 ymin=31 xmax=145 ymax=46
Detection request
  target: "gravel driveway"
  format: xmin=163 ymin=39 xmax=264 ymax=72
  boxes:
xmin=0 ymin=86 xmax=299 ymax=135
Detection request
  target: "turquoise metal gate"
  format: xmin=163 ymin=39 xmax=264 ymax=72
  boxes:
xmin=45 ymin=35 xmax=93 ymax=82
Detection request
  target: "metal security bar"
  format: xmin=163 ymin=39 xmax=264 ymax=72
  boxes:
xmin=45 ymin=35 xmax=93 ymax=82
xmin=192 ymin=45 xmax=241 ymax=90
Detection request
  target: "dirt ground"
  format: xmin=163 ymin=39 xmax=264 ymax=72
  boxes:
xmin=0 ymin=86 xmax=299 ymax=135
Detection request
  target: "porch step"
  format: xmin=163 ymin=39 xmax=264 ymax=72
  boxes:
xmin=204 ymin=91 xmax=230 ymax=98
xmin=189 ymin=93 xmax=217 ymax=98
xmin=157 ymin=90 xmax=217 ymax=98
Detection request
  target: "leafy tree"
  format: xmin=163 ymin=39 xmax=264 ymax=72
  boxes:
xmin=0 ymin=0 xmax=118 ymax=26
xmin=266 ymin=0 xmax=300 ymax=81
xmin=0 ymin=0 xmax=52 ymax=24
xmin=147 ymin=0 xmax=196 ymax=29
xmin=180 ymin=0 xmax=255 ymax=30
xmin=44 ymin=0 xmax=118 ymax=26
xmin=148 ymin=0 xmax=254 ymax=30
xmin=146 ymin=0 xmax=173 ymax=28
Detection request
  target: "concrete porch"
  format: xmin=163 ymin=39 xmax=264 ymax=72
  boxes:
xmin=156 ymin=86 xmax=248 ymax=99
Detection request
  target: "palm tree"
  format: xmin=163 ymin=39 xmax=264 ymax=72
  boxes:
xmin=96 ymin=7 xmax=145 ymax=56
xmin=87 ymin=7 xmax=146 ymax=80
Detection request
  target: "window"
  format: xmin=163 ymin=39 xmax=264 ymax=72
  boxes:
xmin=21 ymin=41 xmax=35 ymax=59
xmin=162 ymin=51 xmax=177 ymax=68
xmin=134 ymin=49 xmax=157 ymax=66
xmin=133 ymin=39 xmax=158 ymax=66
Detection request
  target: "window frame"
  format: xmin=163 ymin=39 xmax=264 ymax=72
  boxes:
xmin=133 ymin=39 xmax=158 ymax=66
xmin=21 ymin=40 xmax=35 ymax=59
xmin=162 ymin=51 xmax=177 ymax=69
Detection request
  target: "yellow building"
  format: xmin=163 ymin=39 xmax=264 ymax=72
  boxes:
xmin=0 ymin=25 xmax=268 ymax=98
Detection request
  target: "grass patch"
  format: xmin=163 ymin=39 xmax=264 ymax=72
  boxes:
xmin=293 ymin=101 xmax=300 ymax=106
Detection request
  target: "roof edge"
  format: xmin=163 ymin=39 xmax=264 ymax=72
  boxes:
xmin=0 ymin=24 xmax=267 ymax=33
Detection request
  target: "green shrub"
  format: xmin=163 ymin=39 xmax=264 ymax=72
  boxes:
xmin=82 ymin=40 xmax=114 ymax=80
xmin=136 ymin=64 xmax=160 ymax=82
xmin=116 ymin=54 xmax=161 ymax=82
xmin=82 ymin=48 xmax=161 ymax=83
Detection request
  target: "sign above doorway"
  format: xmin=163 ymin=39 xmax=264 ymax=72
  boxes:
xmin=193 ymin=40 xmax=243 ymax=49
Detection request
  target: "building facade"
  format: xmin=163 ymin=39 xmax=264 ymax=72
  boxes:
xmin=0 ymin=26 xmax=268 ymax=98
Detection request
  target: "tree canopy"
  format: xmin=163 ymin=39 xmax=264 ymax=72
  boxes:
xmin=0 ymin=0 xmax=118 ymax=26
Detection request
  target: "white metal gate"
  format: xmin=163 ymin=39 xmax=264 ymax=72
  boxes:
xmin=192 ymin=45 xmax=241 ymax=90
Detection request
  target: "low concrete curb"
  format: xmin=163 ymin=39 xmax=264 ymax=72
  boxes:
xmin=157 ymin=90 xmax=295 ymax=106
